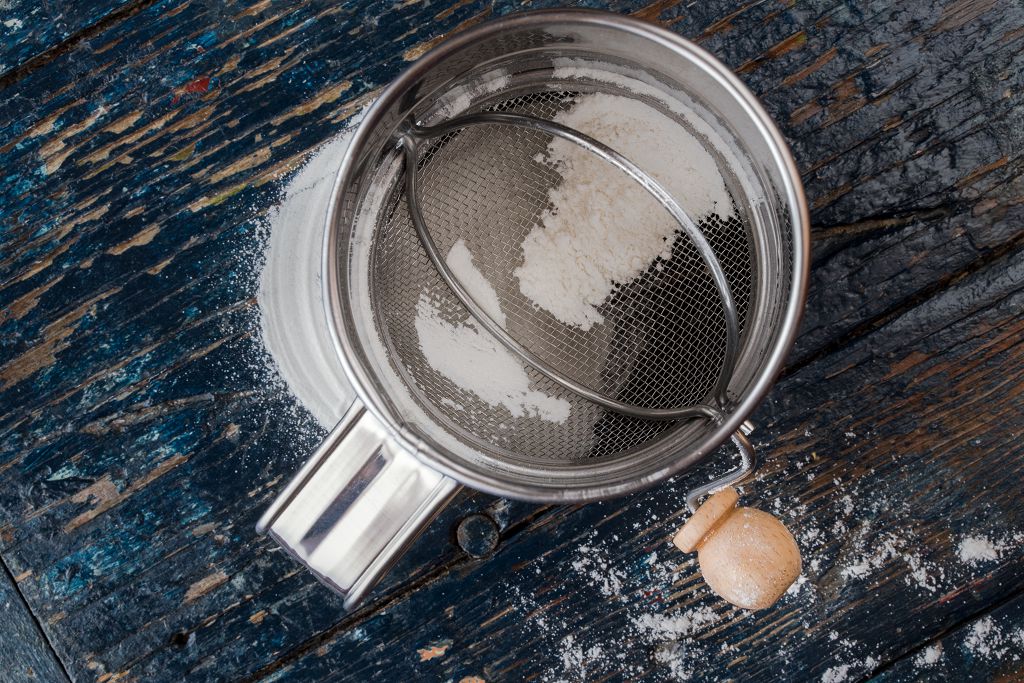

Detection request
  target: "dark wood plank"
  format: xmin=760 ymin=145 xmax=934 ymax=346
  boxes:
xmin=0 ymin=0 xmax=1021 ymax=680
xmin=871 ymin=591 xmax=1024 ymax=682
xmin=0 ymin=561 xmax=69 ymax=683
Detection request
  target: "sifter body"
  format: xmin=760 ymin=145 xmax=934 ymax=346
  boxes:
xmin=258 ymin=9 xmax=810 ymax=608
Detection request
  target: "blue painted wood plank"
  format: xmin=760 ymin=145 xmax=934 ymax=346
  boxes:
xmin=0 ymin=563 xmax=68 ymax=683
xmin=0 ymin=0 xmax=136 ymax=78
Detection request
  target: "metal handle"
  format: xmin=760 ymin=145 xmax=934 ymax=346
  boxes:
xmin=257 ymin=400 xmax=459 ymax=608
xmin=684 ymin=421 xmax=758 ymax=512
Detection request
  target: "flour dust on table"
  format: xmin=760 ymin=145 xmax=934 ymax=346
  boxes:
xmin=258 ymin=114 xmax=364 ymax=429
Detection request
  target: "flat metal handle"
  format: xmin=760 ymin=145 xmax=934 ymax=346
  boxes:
xmin=257 ymin=400 xmax=459 ymax=608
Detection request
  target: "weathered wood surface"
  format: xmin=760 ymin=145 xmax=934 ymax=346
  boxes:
xmin=1 ymin=0 xmax=1022 ymax=681
xmin=0 ymin=0 xmax=134 ymax=83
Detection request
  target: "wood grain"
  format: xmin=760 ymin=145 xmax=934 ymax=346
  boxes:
xmin=0 ymin=0 xmax=1022 ymax=681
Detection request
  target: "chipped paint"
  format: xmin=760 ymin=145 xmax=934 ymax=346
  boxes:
xmin=103 ymin=112 xmax=144 ymax=135
xmin=192 ymin=522 xmax=218 ymax=537
xmin=782 ymin=47 xmax=838 ymax=87
xmin=38 ymin=106 xmax=106 ymax=173
xmin=64 ymin=454 xmax=190 ymax=532
xmin=404 ymin=37 xmax=443 ymax=62
xmin=169 ymin=142 xmax=197 ymax=161
xmin=0 ymin=288 xmax=119 ymax=389
xmin=217 ymin=53 xmax=243 ymax=76
xmin=435 ymin=0 xmax=474 ymax=21
xmin=933 ymin=0 xmax=1000 ymax=32
xmin=235 ymin=0 xmax=273 ymax=20
xmin=235 ymin=53 xmax=293 ymax=95
xmin=269 ymin=80 xmax=351 ymax=127
xmin=737 ymin=30 xmax=808 ymax=74
xmin=79 ymin=110 xmax=182 ymax=170
xmin=630 ymin=0 xmax=683 ymax=21
xmin=184 ymin=570 xmax=229 ymax=603
xmin=106 ymin=225 xmax=161 ymax=256
xmin=791 ymin=100 xmax=823 ymax=126
xmin=24 ymin=106 xmax=72 ymax=141
xmin=417 ymin=640 xmax=452 ymax=661
xmin=188 ymin=182 xmax=246 ymax=211
xmin=956 ymin=156 xmax=1009 ymax=189
xmin=204 ymin=147 xmax=272 ymax=184
xmin=172 ymin=75 xmax=215 ymax=104
xmin=0 ymin=274 xmax=64 ymax=324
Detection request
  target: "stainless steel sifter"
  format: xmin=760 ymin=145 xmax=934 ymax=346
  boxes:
xmin=258 ymin=9 xmax=810 ymax=610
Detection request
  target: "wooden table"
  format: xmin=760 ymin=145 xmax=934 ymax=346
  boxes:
xmin=2 ymin=1 xmax=1022 ymax=681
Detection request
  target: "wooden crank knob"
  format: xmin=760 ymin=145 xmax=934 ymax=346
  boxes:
xmin=673 ymin=487 xmax=801 ymax=610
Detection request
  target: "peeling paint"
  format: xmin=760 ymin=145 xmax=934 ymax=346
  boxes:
xmin=0 ymin=288 xmax=119 ymax=390
xmin=64 ymin=454 xmax=190 ymax=532
xmin=107 ymin=225 xmax=161 ymax=256
xmin=417 ymin=640 xmax=452 ymax=661
xmin=184 ymin=570 xmax=229 ymax=603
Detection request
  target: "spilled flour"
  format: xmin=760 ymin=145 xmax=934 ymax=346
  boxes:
xmin=514 ymin=93 xmax=733 ymax=330
xmin=258 ymin=114 xmax=363 ymax=429
xmin=963 ymin=615 xmax=1024 ymax=662
xmin=415 ymin=241 xmax=570 ymax=423
xmin=956 ymin=532 xmax=1023 ymax=565
xmin=913 ymin=643 xmax=943 ymax=667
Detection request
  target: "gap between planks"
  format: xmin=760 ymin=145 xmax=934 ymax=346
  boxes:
xmin=0 ymin=552 xmax=73 ymax=682
xmin=865 ymin=582 xmax=1024 ymax=679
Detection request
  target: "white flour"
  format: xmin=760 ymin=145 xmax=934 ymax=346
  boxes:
xmin=439 ymin=70 xmax=511 ymax=118
xmin=631 ymin=605 xmax=719 ymax=638
xmin=958 ymin=535 xmax=1002 ymax=563
xmin=447 ymin=239 xmax=506 ymax=324
xmin=258 ymin=115 xmax=363 ymax=429
xmin=820 ymin=664 xmax=853 ymax=683
xmin=570 ymin=543 xmax=627 ymax=597
xmin=914 ymin=644 xmax=943 ymax=667
xmin=963 ymin=616 xmax=1022 ymax=661
xmin=515 ymin=92 xmax=733 ymax=330
xmin=415 ymin=240 xmax=570 ymax=423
